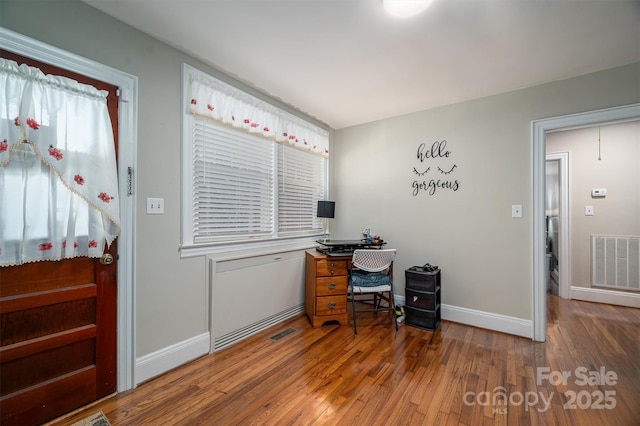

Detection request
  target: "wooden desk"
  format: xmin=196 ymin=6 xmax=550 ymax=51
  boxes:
xmin=304 ymin=250 xmax=350 ymax=328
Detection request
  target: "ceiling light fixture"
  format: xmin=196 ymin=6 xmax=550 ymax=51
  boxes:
xmin=383 ymin=0 xmax=434 ymax=18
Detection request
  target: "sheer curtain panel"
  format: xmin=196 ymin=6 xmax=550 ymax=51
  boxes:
xmin=0 ymin=58 xmax=120 ymax=266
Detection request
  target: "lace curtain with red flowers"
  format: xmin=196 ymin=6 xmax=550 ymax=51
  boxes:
xmin=188 ymin=71 xmax=329 ymax=157
xmin=0 ymin=58 xmax=120 ymax=266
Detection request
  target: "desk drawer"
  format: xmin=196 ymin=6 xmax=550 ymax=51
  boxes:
xmin=315 ymin=295 xmax=347 ymax=316
xmin=316 ymin=276 xmax=348 ymax=296
xmin=316 ymin=259 xmax=347 ymax=277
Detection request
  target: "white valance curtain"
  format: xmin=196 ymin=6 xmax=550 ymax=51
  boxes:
xmin=188 ymin=72 xmax=329 ymax=157
xmin=0 ymin=58 xmax=120 ymax=266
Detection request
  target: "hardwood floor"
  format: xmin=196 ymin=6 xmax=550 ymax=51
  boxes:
xmin=49 ymin=295 xmax=640 ymax=425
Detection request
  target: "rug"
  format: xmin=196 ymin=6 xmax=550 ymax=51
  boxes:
xmin=70 ymin=411 xmax=111 ymax=426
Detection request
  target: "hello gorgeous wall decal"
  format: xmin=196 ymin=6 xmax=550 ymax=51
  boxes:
xmin=412 ymin=140 xmax=461 ymax=196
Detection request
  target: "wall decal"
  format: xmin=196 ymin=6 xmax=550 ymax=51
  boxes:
xmin=437 ymin=164 xmax=457 ymax=175
xmin=412 ymin=140 xmax=461 ymax=196
xmin=413 ymin=167 xmax=431 ymax=176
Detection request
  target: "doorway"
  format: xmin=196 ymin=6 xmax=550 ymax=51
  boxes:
xmin=545 ymin=152 xmax=569 ymax=300
xmin=532 ymin=103 xmax=640 ymax=342
xmin=0 ymin=27 xmax=136 ymax=392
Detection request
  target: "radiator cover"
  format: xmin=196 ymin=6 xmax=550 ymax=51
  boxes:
xmin=207 ymin=249 xmax=306 ymax=352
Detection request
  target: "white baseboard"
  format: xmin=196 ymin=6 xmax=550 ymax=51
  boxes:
xmin=395 ymin=295 xmax=532 ymax=339
xmin=441 ymin=304 xmax=532 ymax=338
xmin=135 ymin=332 xmax=210 ymax=385
xmin=571 ymin=286 xmax=640 ymax=308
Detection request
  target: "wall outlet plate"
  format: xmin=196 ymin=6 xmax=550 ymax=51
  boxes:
xmin=147 ymin=197 xmax=164 ymax=214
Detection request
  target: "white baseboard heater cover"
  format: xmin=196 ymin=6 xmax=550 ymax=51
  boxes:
xmin=592 ymin=235 xmax=640 ymax=292
xmin=214 ymin=305 xmax=303 ymax=351
xmin=208 ymin=249 xmax=306 ymax=352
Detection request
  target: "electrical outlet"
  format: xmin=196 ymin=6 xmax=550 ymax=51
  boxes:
xmin=511 ymin=204 xmax=523 ymax=218
xmin=146 ymin=197 xmax=164 ymax=214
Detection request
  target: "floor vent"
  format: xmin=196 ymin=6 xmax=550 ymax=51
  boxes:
xmin=213 ymin=304 xmax=304 ymax=352
xmin=269 ymin=327 xmax=297 ymax=342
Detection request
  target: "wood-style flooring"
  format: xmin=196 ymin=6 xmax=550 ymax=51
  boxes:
xmin=49 ymin=294 xmax=640 ymax=425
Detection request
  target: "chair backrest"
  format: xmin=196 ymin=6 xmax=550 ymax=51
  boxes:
xmin=352 ymin=249 xmax=396 ymax=272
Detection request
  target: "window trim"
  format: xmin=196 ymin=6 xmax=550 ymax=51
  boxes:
xmin=180 ymin=64 xmax=329 ymax=258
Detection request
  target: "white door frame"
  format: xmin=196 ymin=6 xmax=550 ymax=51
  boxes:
xmin=1 ymin=28 xmax=138 ymax=391
xmin=545 ymin=152 xmax=570 ymax=299
xmin=532 ymin=103 xmax=640 ymax=342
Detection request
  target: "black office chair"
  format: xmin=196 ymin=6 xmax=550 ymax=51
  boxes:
xmin=348 ymin=249 xmax=398 ymax=334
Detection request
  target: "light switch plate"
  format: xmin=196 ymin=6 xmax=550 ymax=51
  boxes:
xmin=147 ymin=197 xmax=164 ymax=214
xmin=512 ymin=204 xmax=523 ymax=218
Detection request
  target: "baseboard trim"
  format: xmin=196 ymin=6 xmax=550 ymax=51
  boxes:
xmin=571 ymin=286 xmax=640 ymax=308
xmin=395 ymin=296 xmax=532 ymax=339
xmin=441 ymin=304 xmax=532 ymax=339
xmin=135 ymin=332 xmax=210 ymax=385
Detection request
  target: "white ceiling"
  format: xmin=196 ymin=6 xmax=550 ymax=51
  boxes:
xmin=83 ymin=0 xmax=640 ymax=129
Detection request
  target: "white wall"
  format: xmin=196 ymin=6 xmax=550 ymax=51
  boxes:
xmin=332 ymin=65 xmax=640 ymax=322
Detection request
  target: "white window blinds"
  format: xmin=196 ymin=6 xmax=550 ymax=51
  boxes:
xmin=192 ymin=118 xmax=274 ymax=242
xmin=277 ymin=144 xmax=325 ymax=235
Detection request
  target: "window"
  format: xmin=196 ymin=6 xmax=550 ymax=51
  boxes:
xmin=277 ymin=143 xmax=326 ymax=235
xmin=181 ymin=64 xmax=329 ymax=253
xmin=191 ymin=118 xmax=275 ymax=242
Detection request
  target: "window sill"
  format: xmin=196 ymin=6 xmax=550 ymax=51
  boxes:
xmin=179 ymin=237 xmax=320 ymax=260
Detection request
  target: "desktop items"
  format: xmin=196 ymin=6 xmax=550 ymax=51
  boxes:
xmin=315 ymin=239 xmax=385 ymax=256
xmin=361 ymin=227 xmax=382 ymax=244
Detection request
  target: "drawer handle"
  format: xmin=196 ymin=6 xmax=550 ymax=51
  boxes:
xmin=327 ymin=302 xmax=337 ymax=309
xmin=327 ymin=282 xmax=337 ymax=290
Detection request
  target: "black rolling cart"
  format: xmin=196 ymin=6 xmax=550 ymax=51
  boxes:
xmin=404 ymin=266 xmax=441 ymax=330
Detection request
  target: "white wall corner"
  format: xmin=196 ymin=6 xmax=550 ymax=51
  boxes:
xmin=135 ymin=332 xmax=210 ymax=385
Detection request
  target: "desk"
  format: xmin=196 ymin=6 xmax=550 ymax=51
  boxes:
xmin=304 ymin=250 xmax=350 ymax=328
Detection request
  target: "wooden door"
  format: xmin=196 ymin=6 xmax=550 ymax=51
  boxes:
xmin=0 ymin=51 xmax=119 ymax=426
